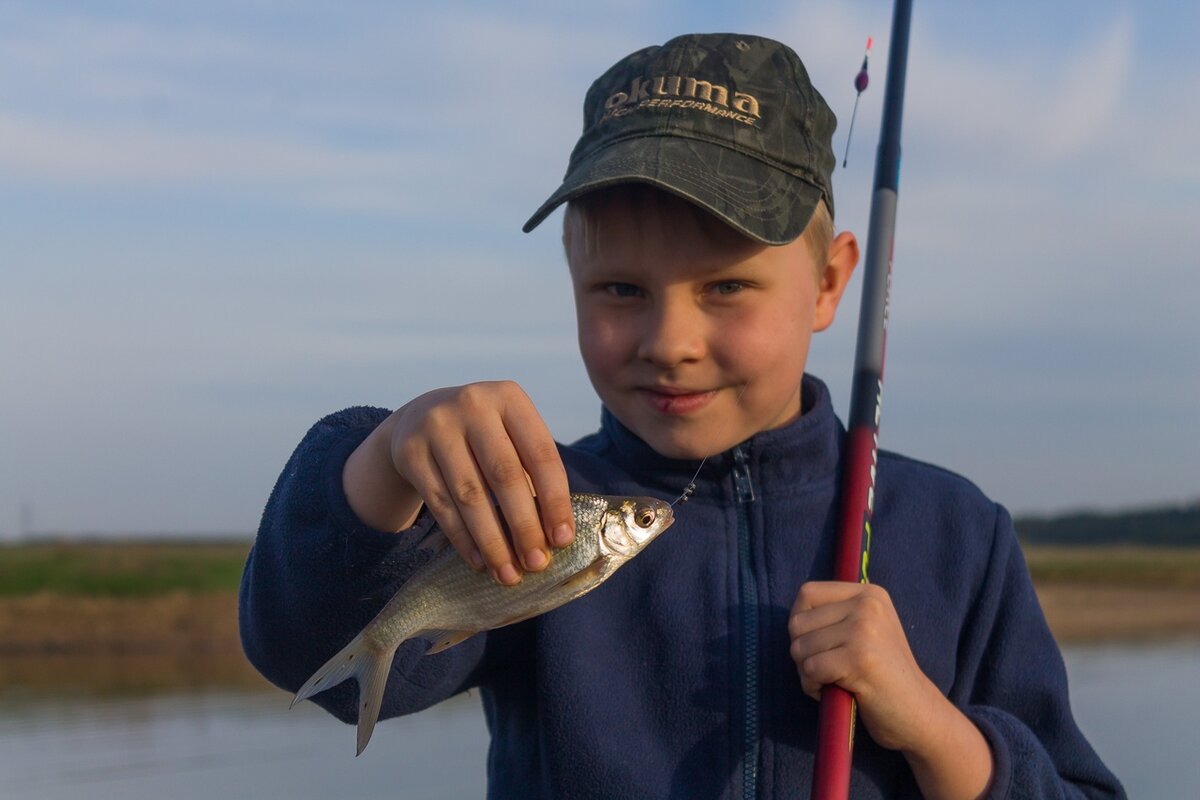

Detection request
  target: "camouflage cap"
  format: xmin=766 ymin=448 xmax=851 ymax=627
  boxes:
xmin=522 ymin=33 xmax=837 ymax=245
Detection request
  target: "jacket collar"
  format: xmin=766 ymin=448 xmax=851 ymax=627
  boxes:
xmin=594 ymin=374 xmax=845 ymax=502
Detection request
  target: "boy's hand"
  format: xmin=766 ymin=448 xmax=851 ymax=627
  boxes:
xmin=788 ymin=581 xmax=933 ymax=751
xmin=788 ymin=582 xmax=993 ymax=799
xmin=344 ymin=381 xmax=575 ymax=585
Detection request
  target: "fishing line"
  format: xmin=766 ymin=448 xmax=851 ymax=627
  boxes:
xmin=670 ymin=381 xmax=751 ymax=506
xmin=671 ymin=458 xmax=707 ymax=506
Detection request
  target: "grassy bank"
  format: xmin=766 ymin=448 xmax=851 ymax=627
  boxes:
xmin=0 ymin=541 xmax=263 ymax=693
xmin=0 ymin=540 xmax=250 ymax=597
xmin=0 ymin=541 xmax=1196 ymax=665
xmin=1022 ymin=545 xmax=1200 ymax=587
xmin=1021 ymin=545 xmax=1200 ymax=642
xmin=13 ymin=540 xmax=1196 ymax=595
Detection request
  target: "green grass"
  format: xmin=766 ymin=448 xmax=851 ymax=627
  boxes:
xmin=0 ymin=540 xmax=252 ymax=597
xmin=1022 ymin=545 xmax=1200 ymax=587
xmin=4 ymin=540 xmax=1199 ymax=598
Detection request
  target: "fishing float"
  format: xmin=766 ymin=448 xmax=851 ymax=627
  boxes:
xmin=842 ymin=37 xmax=873 ymax=168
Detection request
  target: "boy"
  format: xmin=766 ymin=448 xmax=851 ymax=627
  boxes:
xmin=240 ymin=33 xmax=1123 ymax=798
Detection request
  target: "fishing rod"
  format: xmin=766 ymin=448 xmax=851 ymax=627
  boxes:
xmin=810 ymin=0 xmax=914 ymax=798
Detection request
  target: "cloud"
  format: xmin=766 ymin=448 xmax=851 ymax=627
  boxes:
xmin=0 ymin=112 xmax=424 ymax=181
xmin=0 ymin=3 xmax=644 ymax=224
xmin=904 ymin=13 xmax=1134 ymax=164
xmin=1038 ymin=17 xmax=1133 ymax=159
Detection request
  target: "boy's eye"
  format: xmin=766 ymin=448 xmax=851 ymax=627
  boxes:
xmin=713 ymin=281 xmax=745 ymax=295
xmin=604 ymin=283 xmax=643 ymax=298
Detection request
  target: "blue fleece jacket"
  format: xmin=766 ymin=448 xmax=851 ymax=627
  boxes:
xmin=239 ymin=376 xmax=1123 ymax=799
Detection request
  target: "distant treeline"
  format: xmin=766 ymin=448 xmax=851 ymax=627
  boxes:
xmin=1015 ymin=501 xmax=1200 ymax=546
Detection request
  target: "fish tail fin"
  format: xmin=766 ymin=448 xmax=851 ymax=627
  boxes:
xmin=354 ymin=653 xmax=393 ymax=756
xmin=291 ymin=632 xmax=397 ymax=756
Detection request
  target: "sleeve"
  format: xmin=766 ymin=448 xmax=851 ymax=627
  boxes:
xmin=237 ymin=407 xmax=491 ymax=726
xmin=953 ymin=504 xmax=1126 ymax=799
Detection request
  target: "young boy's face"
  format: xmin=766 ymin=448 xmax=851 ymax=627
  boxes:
xmin=566 ymin=187 xmax=856 ymax=460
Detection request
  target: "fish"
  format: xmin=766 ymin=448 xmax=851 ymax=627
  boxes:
xmin=292 ymin=492 xmax=675 ymax=755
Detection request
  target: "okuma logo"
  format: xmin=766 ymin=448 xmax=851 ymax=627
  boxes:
xmin=603 ymin=75 xmax=761 ymax=125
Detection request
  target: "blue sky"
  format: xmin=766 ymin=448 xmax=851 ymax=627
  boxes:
xmin=1 ymin=0 xmax=1196 ymax=536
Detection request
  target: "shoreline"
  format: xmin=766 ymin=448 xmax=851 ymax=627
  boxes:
xmin=0 ymin=581 xmax=1196 ymax=667
xmin=3 ymin=540 xmax=1197 ymax=692
xmin=1032 ymin=583 xmax=1200 ymax=643
xmin=0 ymin=588 xmax=1195 ymax=696
xmin=3 ymin=583 xmax=1198 ymax=654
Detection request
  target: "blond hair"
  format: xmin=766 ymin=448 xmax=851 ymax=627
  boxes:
xmin=563 ymin=185 xmax=833 ymax=277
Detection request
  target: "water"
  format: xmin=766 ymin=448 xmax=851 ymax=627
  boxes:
xmin=1064 ymin=642 xmax=1200 ymax=798
xmin=2 ymin=689 xmax=491 ymax=799
xmin=2 ymin=643 xmax=1196 ymax=799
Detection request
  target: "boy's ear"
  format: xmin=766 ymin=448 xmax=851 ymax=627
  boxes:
xmin=813 ymin=231 xmax=859 ymax=332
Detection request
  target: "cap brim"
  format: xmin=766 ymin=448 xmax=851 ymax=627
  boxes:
xmin=522 ymin=136 xmax=823 ymax=246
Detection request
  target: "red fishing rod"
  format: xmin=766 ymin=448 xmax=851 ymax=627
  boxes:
xmin=810 ymin=0 xmax=914 ymax=798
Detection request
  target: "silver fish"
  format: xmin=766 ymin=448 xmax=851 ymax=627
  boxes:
xmin=292 ymin=492 xmax=675 ymax=754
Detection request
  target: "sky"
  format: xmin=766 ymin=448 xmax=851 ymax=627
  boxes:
xmin=1 ymin=0 xmax=1196 ymax=537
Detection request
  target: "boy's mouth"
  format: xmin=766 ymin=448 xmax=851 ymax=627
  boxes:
xmin=639 ymin=387 xmax=718 ymax=416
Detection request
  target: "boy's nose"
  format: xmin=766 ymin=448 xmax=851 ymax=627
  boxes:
xmin=637 ymin=301 xmax=706 ymax=367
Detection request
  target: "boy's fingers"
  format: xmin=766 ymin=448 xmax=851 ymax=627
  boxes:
xmin=399 ymin=454 xmax=485 ymax=570
xmin=468 ymin=425 xmax=551 ymax=573
xmin=504 ymin=408 xmax=574 ymax=548
xmin=459 ymin=501 xmax=523 ymax=585
xmin=789 ymin=585 xmax=907 ymax=704
xmin=392 ymin=380 xmax=565 ymax=583
xmin=789 ymin=585 xmax=897 ymax=654
xmin=789 ymin=622 xmax=858 ymax=698
xmin=787 ymin=600 xmax=855 ymax=640
xmin=793 ymin=646 xmax=850 ymax=701
xmin=791 ymin=580 xmax=871 ymax=614
xmin=428 ymin=438 xmax=522 ymax=585
xmin=427 ymin=500 xmax=483 ymax=571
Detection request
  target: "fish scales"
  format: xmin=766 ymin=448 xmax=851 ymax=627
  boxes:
xmin=365 ymin=492 xmax=612 ymax=648
xmin=292 ymin=492 xmax=674 ymax=755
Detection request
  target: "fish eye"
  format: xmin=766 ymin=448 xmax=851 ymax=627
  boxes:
xmin=635 ymin=507 xmax=656 ymax=528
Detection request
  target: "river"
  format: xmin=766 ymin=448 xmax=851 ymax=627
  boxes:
xmin=2 ymin=642 xmax=1196 ymax=798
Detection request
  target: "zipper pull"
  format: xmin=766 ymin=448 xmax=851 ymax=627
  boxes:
xmin=732 ymin=446 xmax=755 ymax=504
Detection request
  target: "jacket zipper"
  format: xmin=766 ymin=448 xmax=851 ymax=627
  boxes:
xmin=733 ymin=445 xmax=759 ymax=800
